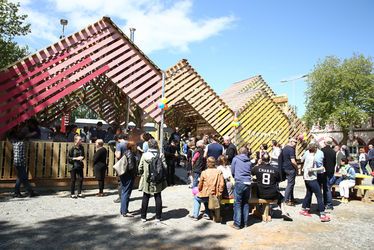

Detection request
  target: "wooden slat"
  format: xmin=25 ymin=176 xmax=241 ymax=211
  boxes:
xmin=36 ymin=142 xmax=44 ymax=178
xmin=45 ymin=142 xmax=52 ymax=178
xmin=51 ymin=142 xmax=60 ymax=178
xmin=60 ymin=143 xmax=68 ymax=178
xmin=88 ymin=144 xmax=95 ymax=177
xmin=3 ymin=141 xmax=12 ymax=179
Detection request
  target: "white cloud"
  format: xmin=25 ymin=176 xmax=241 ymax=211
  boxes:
xmin=17 ymin=0 xmax=235 ymax=53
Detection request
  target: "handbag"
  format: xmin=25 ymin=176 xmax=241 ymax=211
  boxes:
xmin=113 ymin=155 xmax=128 ymax=176
xmin=208 ymin=194 xmax=220 ymax=209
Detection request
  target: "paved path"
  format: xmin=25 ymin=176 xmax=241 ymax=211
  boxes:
xmin=0 ymin=169 xmax=373 ymax=249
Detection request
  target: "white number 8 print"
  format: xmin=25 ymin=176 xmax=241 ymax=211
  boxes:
xmin=262 ymin=173 xmax=270 ymax=185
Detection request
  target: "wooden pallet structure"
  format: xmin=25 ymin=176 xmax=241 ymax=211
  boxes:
xmin=0 ymin=16 xmax=164 ymax=138
xmin=221 ymin=76 xmax=310 ymax=156
xmin=164 ymin=59 xmax=235 ymax=137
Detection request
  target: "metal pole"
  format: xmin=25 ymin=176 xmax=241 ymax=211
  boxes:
xmin=159 ymin=71 xmax=165 ymax=153
xmin=126 ymin=28 xmax=136 ymax=131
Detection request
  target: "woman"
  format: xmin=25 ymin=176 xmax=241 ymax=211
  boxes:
xmin=186 ymin=141 xmax=195 ymax=188
xmin=299 ymin=143 xmax=330 ymax=222
xmin=93 ymin=139 xmax=107 ymax=197
xmin=217 ymin=155 xmax=234 ymax=198
xmin=68 ymin=135 xmax=85 ymax=198
xmin=339 ymin=158 xmax=356 ymax=203
xmin=358 ymin=148 xmax=368 ymax=175
xmin=120 ymin=141 xmax=138 ymax=217
xmin=138 ymin=139 xmax=168 ymax=222
xmin=190 ymin=156 xmax=224 ymax=222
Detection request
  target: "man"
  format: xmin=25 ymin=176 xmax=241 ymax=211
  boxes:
xmin=169 ymin=127 xmax=181 ymax=167
xmin=223 ymin=135 xmax=237 ymax=164
xmin=321 ymin=138 xmax=336 ymax=210
xmin=191 ymin=140 xmax=206 ymax=188
xmin=164 ymin=139 xmax=178 ymax=186
xmin=335 ymin=145 xmax=345 ymax=169
xmin=281 ymin=138 xmax=298 ymax=206
xmin=11 ymin=125 xmax=38 ymax=198
xmin=251 ymin=153 xmax=292 ymax=221
xmin=204 ymin=135 xmax=224 ymax=160
xmin=113 ymin=134 xmax=128 ymax=203
xmin=368 ymin=144 xmax=374 ymax=184
xmin=269 ymin=140 xmax=281 ymax=167
xmin=231 ymin=147 xmax=252 ymax=229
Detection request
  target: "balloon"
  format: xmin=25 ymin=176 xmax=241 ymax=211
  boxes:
xmin=161 ymin=98 xmax=168 ymax=104
xmin=298 ymin=133 xmax=304 ymax=141
xmin=158 ymin=103 xmax=165 ymax=109
xmin=192 ymin=187 xmax=199 ymax=196
xmin=163 ymin=104 xmax=169 ymax=110
xmin=303 ymin=132 xmax=308 ymax=140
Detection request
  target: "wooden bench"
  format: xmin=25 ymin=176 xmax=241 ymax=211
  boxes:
xmin=354 ymin=185 xmax=374 ymax=201
xmin=249 ymin=198 xmax=278 ymax=222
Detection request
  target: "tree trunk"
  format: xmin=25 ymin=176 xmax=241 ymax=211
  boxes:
xmin=341 ymin=129 xmax=349 ymax=145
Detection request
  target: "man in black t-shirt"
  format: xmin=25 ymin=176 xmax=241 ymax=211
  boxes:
xmin=281 ymin=138 xmax=298 ymax=206
xmin=252 ymin=153 xmax=292 ymax=221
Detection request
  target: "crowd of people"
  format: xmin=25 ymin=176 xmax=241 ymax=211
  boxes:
xmin=7 ymin=119 xmax=374 ymax=229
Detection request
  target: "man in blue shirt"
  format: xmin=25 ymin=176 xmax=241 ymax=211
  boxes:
xmin=231 ymin=147 xmax=252 ymax=229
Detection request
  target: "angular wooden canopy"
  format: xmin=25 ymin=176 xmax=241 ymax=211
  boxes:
xmin=164 ymin=59 xmax=235 ymax=137
xmin=0 ymin=17 xmax=163 ymax=137
xmin=221 ymin=76 xmax=309 ymax=155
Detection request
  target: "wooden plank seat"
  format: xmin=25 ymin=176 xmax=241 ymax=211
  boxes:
xmin=248 ymin=198 xmax=278 ymax=222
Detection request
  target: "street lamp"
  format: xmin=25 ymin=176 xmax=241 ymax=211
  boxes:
xmin=60 ymin=19 xmax=68 ymax=39
xmin=126 ymin=28 xmax=136 ymax=131
xmin=280 ymin=74 xmax=308 ymax=115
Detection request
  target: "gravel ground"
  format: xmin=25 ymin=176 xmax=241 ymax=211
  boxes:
xmin=0 ymin=168 xmax=373 ymax=250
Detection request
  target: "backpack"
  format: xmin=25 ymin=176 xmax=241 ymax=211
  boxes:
xmin=148 ymin=153 xmax=166 ymax=184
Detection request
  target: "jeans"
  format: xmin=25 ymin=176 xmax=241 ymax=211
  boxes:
xmin=70 ymin=167 xmax=83 ymax=195
xmin=120 ymin=173 xmax=135 ymax=214
xmin=193 ymin=172 xmax=201 ymax=188
xmin=141 ymin=192 xmax=162 ymax=220
xmin=193 ymin=196 xmax=210 ymax=218
xmin=14 ymin=164 xmax=33 ymax=194
xmin=233 ymin=182 xmax=251 ymax=227
xmin=360 ymin=161 xmax=368 ymax=175
xmin=284 ymin=168 xmax=296 ymax=202
xmin=302 ymin=180 xmax=325 ymax=213
xmin=317 ymin=173 xmax=332 ymax=207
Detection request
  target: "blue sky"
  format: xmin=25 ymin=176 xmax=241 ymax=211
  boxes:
xmin=15 ymin=0 xmax=374 ymax=117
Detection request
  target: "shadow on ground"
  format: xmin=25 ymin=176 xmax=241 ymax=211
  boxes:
xmin=0 ymin=214 xmax=227 ymax=249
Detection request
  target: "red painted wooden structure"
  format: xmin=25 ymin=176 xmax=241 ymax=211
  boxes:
xmin=0 ymin=17 xmax=163 ymax=138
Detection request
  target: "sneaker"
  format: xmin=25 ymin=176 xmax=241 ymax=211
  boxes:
xmin=77 ymin=194 xmax=85 ymax=198
xmin=325 ymin=205 xmax=334 ymax=211
xmin=122 ymin=212 xmax=135 ymax=217
xmin=188 ymin=215 xmax=198 ymax=221
xmin=202 ymin=214 xmax=211 ymax=220
xmin=28 ymin=191 xmax=39 ymax=197
xmin=13 ymin=193 xmax=24 ymax=198
xmin=71 ymin=194 xmax=78 ymax=199
xmin=320 ymin=214 xmax=330 ymax=222
xmin=141 ymin=218 xmax=147 ymax=223
xmin=113 ymin=197 xmax=121 ymax=203
xmin=229 ymin=223 xmax=241 ymax=230
xmin=282 ymin=213 xmax=293 ymax=221
xmin=299 ymin=210 xmax=312 ymax=217
xmin=285 ymin=201 xmax=295 ymax=206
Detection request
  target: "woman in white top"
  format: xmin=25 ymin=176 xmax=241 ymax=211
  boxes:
xmin=300 ymin=143 xmax=330 ymax=222
xmin=217 ymin=155 xmax=234 ymax=198
xmin=358 ymin=148 xmax=368 ymax=175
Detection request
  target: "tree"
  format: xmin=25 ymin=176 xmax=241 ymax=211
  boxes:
xmin=0 ymin=0 xmax=30 ymax=69
xmin=304 ymin=54 xmax=374 ymax=144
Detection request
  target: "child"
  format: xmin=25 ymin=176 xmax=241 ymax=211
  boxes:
xmin=217 ymin=155 xmax=234 ymax=198
xmin=339 ymin=158 xmax=356 ymax=203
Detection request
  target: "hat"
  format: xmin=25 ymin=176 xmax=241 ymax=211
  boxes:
xmin=325 ymin=138 xmax=333 ymax=145
xmin=308 ymin=142 xmax=317 ymax=149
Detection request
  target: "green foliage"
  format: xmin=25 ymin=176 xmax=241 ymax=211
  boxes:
xmin=70 ymin=105 xmax=98 ymax=123
xmin=304 ymin=54 xmax=374 ymax=134
xmin=0 ymin=0 xmax=30 ymax=69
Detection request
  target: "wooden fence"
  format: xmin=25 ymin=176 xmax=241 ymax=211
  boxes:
xmin=0 ymin=140 xmax=118 ymax=188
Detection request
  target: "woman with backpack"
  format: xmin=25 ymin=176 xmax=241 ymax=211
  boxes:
xmin=138 ymin=139 xmax=168 ymax=222
xmin=120 ymin=141 xmax=138 ymax=217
